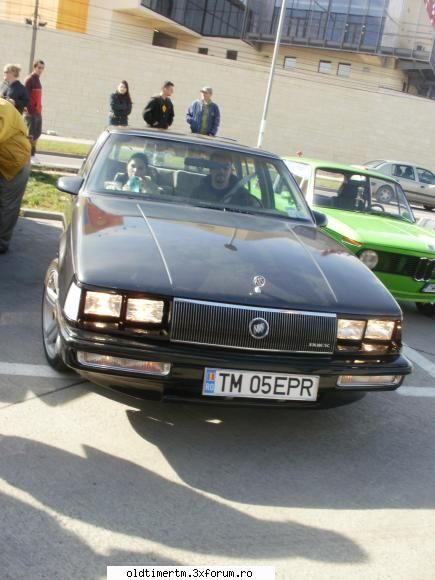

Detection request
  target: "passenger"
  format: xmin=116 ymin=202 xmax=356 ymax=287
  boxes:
xmin=191 ymin=152 xmax=261 ymax=208
xmin=114 ymin=153 xmax=159 ymax=194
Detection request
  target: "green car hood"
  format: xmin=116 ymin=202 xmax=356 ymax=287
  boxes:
xmin=318 ymin=207 xmax=435 ymax=254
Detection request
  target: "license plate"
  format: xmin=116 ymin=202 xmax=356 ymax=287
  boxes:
xmin=203 ymin=368 xmax=319 ymax=401
xmin=422 ymin=283 xmax=435 ymax=293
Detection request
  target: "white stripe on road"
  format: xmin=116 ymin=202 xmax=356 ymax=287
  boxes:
xmin=403 ymin=345 xmax=435 ymax=379
xmin=398 ymin=386 xmax=435 ymax=398
xmin=0 ymin=362 xmax=65 ymax=378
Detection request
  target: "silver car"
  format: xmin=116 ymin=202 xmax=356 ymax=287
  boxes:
xmin=364 ymin=160 xmax=435 ymax=211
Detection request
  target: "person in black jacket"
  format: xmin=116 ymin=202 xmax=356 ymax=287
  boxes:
xmin=1 ymin=64 xmax=29 ymax=114
xmin=143 ymin=81 xmax=174 ymax=129
xmin=109 ymin=80 xmax=132 ymax=126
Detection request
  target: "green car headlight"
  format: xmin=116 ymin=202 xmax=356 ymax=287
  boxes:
xmin=126 ymin=298 xmax=164 ymax=323
xmin=337 ymin=319 xmax=366 ymax=341
xmin=359 ymin=250 xmax=379 ymax=270
xmin=365 ymin=320 xmax=395 ymax=341
xmin=84 ymin=291 xmax=122 ymax=317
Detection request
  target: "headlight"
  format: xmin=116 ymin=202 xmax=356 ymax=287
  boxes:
xmin=359 ymin=250 xmax=379 ymax=270
xmin=365 ymin=320 xmax=395 ymax=341
xmin=126 ymin=298 xmax=164 ymax=323
xmin=64 ymin=281 xmax=82 ymax=321
xmin=84 ymin=291 xmax=122 ymax=317
xmin=337 ymin=319 xmax=366 ymax=340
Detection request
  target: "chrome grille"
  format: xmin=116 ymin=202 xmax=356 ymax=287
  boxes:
xmin=170 ymin=298 xmax=337 ymax=354
xmin=413 ymin=258 xmax=435 ymax=282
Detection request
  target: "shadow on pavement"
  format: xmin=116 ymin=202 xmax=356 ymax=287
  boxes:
xmin=125 ymin=391 xmax=435 ymax=511
xmin=0 ymin=435 xmax=367 ymax=565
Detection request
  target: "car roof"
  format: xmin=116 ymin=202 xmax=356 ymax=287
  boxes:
xmin=107 ymin=126 xmax=282 ymax=160
xmin=283 ymin=156 xmax=399 ymax=184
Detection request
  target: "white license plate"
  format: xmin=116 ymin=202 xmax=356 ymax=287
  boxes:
xmin=422 ymin=283 xmax=435 ymax=293
xmin=203 ymin=368 xmax=319 ymax=401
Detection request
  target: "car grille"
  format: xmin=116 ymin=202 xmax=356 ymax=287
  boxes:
xmin=374 ymin=252 xmax=435 ymax=282
xmin=170 ymin=298 xmax=337 ymax=354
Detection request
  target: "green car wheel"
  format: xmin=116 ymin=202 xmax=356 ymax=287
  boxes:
xmin=416 ymin=302 xmax=435 ymax=318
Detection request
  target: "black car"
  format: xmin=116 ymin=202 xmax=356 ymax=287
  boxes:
xmin=42 ymin=128 xmax=411 ymax=406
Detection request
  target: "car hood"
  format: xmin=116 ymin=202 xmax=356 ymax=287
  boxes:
xmin=72 ymin=196 xmax=400 ymax=316
xmin=319 ymin=207 xmax=435 ymax=254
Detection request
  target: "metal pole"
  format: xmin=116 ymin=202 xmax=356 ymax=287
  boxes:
xmin=256 ymin=0 xmax=287 ymax=148
xmin=28 ymin=0 xmax=40 ymax=73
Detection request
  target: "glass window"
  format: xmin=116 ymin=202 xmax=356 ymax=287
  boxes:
xmin=337 ymin=63 xmax=351 ymax=77
xmin=226 ymin=50 xmax=238 ymax=60
xmin=85 ymin=134 xmax=313 ymax=222
xmin=394 ymin=165 xmax=415 ymax=180
xmin=417 ymin=168 xmax=435 ymax=184
xmin=283 ymin=56 xmax=296 ymax=70
xmin=318 ymin=60 xmax=332 ymax=73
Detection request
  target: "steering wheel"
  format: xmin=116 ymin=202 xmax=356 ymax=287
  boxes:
xmin=370 ymin=203 xmax=385 ymax=212
xmin=223 ymin=191 xmax=263 ymax=208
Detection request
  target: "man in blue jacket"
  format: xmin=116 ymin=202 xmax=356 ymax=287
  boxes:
xmin=186 ymin=86 xmax=220 ymax=137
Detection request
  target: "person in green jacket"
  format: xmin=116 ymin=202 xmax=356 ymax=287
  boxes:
xmin=0 ymin=98 xmax=31 ymax=254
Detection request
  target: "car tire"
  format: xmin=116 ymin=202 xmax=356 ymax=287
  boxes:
xmin=423 ymin=205 xmax=434 ymax=212
xmin=375 ymin=185 xmax=393 ymax=203
xmin=42 ymin=258 xmax=68 ymax=371
xmin=416 ymin=302 xmax=435 ymax=318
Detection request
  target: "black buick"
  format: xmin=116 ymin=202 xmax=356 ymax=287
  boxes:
xmin=42 ymin=128 xmax=412 ymax=406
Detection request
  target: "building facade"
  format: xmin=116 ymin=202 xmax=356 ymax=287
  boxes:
xmin=0 ymin=0 xmax=434 ymax=165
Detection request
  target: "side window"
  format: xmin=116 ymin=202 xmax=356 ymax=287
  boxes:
xmin=417 ymin=168 xmax=435 ymax=184
xmin=396 ymin=165 xmax=415 ymax=180
xmin=313 ymin=170 xmax=344 ymax=207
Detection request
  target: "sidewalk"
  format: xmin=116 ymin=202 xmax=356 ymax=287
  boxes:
xmin=41 ymin=132 xmax=95 ymax=145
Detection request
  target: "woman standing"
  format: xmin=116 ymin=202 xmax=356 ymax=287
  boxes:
xmin=109 ymin=80 xmax=132 ymax=126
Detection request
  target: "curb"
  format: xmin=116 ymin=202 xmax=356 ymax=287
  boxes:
xmin=38 ymin=150 xmax=85 ymax=159
xmin=21 ymin=208 xmax=66 ymax=228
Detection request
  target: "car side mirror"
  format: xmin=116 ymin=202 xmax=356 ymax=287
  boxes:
xmin=56 ymin=176 xmax=84 ymax=196
xmin=313 ymin=210 xmax=328 ymax=227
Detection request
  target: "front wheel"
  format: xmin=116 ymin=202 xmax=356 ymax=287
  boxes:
xmin=423 ymin=205 xmax=434 ymax=212
xmin=42 ymin=259 xmax=68 ymax=371
xmin=416 ymin=302 xmax=435 ymax=318
xmin=375 ymin=185 xmax=393 ymax=203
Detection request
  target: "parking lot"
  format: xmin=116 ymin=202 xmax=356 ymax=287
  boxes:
xmin=1 ymin=215 xmax=435 ymax=580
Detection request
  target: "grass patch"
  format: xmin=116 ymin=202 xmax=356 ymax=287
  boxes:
xmin=22 ymin=170 xmax=71 ymax=215
xmin=38 ymin=138 xmax=91 ymax=157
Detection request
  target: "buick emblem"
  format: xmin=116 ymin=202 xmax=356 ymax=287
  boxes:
xmin=249 ymin=317 xmax=270 ymax=340
xmin=253 ymin=275 xmax=266 ymax=294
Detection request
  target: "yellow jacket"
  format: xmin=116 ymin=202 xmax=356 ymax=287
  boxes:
xmin=0 ymin=98 xmax=31 ymax=181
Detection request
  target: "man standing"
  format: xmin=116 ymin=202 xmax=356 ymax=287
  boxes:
xmin=143 ymin=81 xmax=175 ymax=129
xmin=24 ymin=59 xmax=45 ymax=156
xmin=186 ymin=86 xmax=220 ymax=137
xmin=0 ymin=98 xmax=31 ymax=254
xmin=1 ymin=64 xmax=29 ymax=114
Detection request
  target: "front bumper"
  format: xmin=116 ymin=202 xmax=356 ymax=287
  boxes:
xmin=58 ymin=314 xmax=412 ymax=405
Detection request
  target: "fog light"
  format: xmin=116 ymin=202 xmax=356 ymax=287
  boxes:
xmin=337 ymin=375 xmax=402 ymax=387
xmin=77 ymin=352 xmax=170 ymax=375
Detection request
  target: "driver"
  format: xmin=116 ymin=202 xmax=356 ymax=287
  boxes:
xmin=191 ymin=152 xmax=261 ymax=208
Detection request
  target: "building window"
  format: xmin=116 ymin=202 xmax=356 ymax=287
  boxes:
xmin=198 ymin=47 xmax=208 ymax=55
xmin=152 ymin=31 xmax=177 ymax=49
xmin=226 ymin=50 xmax=238 ymax=60
xmin=337 ymin=63 xmax=351 ymax=77
xmin=318 ymin=60 xmax=331 ymax=74
xmin=283 ymin=56 xmax=296 ymax=70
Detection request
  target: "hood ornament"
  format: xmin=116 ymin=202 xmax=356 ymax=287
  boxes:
xmin=253 ymin=275 xmax=266 ymax=294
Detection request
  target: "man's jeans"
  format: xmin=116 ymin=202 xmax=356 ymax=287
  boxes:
xmin=0 ymin=162 xmax=31 ymax=252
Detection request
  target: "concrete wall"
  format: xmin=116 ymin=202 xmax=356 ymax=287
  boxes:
xmin=0 ymin=20 xmax=434 ymax=169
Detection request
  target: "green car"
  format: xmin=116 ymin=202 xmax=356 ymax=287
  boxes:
xmin=284 ymin=157 xmax=435 ymax=317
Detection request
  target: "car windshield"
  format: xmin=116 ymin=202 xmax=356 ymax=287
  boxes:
xmin=85 ymin=133 xmax=313 ymax=222
xmin=312 ymin=168 xmax=415 ymax=223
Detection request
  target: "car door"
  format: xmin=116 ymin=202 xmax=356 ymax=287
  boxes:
xmin=392 ymin=164 xmax=420 ymax=204
xmin=416 ymin=167 xmax=435 ymax=210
